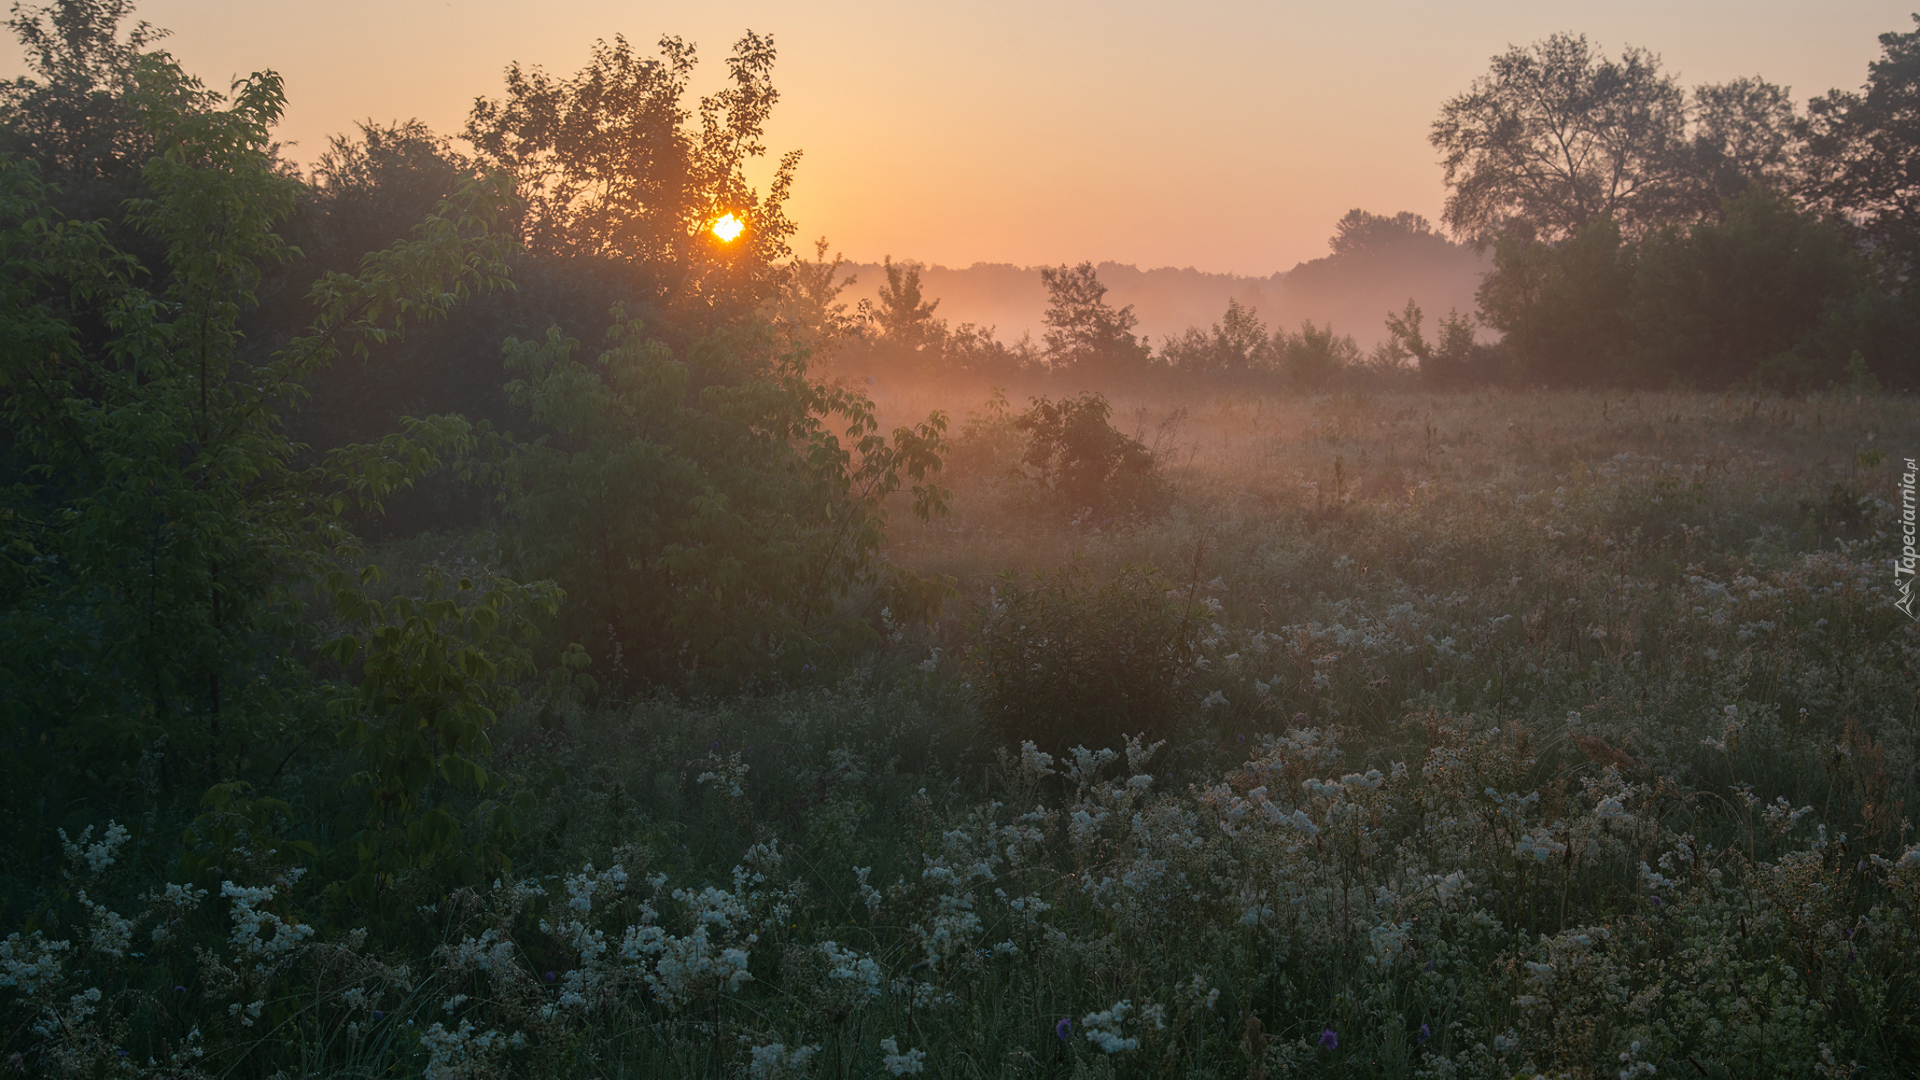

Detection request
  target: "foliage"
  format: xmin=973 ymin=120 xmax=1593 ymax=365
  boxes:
xmin=0 ymin=43 xmax=516 ymax=841
xmin=5 ymin=386 xmax=1920 ymax=1078
xmin=1433 ymin=31 xmax=1796 ymax=244
xmin=1475 ymin=216 xmax=1638 ymax=386
xmin=870 ymin=255 xmax=943 ymax=351
xmin=464 ymin=31 xmax=798 ymax=324
xmin=1384 ymin=299 xmax=1510 ymax=388
xmin=1160 ymin=297 xmax=1269 ymax=376
xmin=320 ymin=567 xmax=559 ymax=906
xmin=1471 ymin=189 xmax=1895 ymax=390
xmin=764 ymin=236 xmax=859 ymax=354
xmin=10 ymin=8 xmax=1920 ymax=1079
xmin=0 ymin=0 xmax=189 ymax=218
xmin=1326 ymin=208 xmax=1453 ymax=260
xmin=970 ymin=560 xmax=1202 ymax=756
xmin=1012 ymin=391 xmax=1166 ymax=520
xmin=1803 ymin=14 xmax=1920 ymax=286
xmin=496 ymin=310 xmax=953 ymax=689
xmin=304 ymin=120 xmax=476 ymax=277
xmin=1629 ymin=186 xmax=1867 ymax=389
xmin=1686 ymin=77 xmax=1801 ymax=213
xmin=1039 ymin=261 xmax=1154 ymax=382
xmin=1275 ymin=320 xmax=1362 ymax=391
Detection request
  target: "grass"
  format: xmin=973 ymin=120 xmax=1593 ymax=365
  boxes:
xmin=6 ymin=387 xmax=1918 ymax=1079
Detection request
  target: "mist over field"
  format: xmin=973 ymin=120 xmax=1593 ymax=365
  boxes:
xmin=833 ymin=230 xmax=1487 ymax=352
xmin=2 ymin=3 xmax=1919 ymax=1079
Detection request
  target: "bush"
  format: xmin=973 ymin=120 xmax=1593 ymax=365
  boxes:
xmin=968 ymin=560 xmax=1203 ymax=755
xmin=497 ymin=312 xmax=953 ymax=690
xmin=1276 ymin=319 xmax=1361 ymax=389
xmin=1014 ymin=391 xmax=1168 ymax=521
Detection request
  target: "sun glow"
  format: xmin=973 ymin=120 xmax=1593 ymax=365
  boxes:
xmin=711 ymin=213 xmax=745 ymax=242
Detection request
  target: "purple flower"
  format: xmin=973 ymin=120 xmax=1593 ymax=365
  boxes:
xmin=1236 ymin=734 xmax=1247 ymax=744
xmin=709 ymin=741 xmax=720 ymax=750
xmin=1319 ymin=1028 xmax=1339 ymax=1050
xmin=372 ymin=1011 xmax=384 ymax=1020
xmin=1055 ymin=1017 xmax=1072 ymax=1040
xmin=173 ymin=985 xmax=186 ymax=993
xmin=1650 ymin=894 xmax=1663 ymax=907
xmin=1418 ymin=1023 xmax=1430 ymax=1044
xmin=544 ymin=970 xmax=556 ymax=982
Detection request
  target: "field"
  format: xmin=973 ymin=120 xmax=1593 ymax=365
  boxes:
xmin=14 ymin=387 xmax=1920 ymax=1079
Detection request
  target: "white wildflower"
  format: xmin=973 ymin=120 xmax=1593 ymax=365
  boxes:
xmin=879 ymin=1037 xmax=926 ymax=1076
xmin=1082 ymin=999 xmax=1141 ymax=1053
xmin=61 ymin=822 xmax=130 ymax=874
xmin=748 ymin=1042 xmax=818 ymax=1080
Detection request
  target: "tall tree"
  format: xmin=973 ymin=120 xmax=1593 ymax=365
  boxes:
xmin=1803 ymin=15 xmax=1920 ymax=286
xmin=0 ymin=44 xmax=515 ymax=816
xmin=465 ymin=31 xmax=798 ymax=324
xmin=1684 ymin=77 xmax=1800 ymax=212
xmin=1433 ymin=33 xmax=1688 ymax=243
xmin=0 ymin=0 xmax=184 ymax=199
xmin=1431 ymin=33 xmax=1794 ymax=246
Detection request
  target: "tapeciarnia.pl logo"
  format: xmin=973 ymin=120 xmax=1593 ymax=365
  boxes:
xmin=1899 ymin=456 xmax=1918 ymax=619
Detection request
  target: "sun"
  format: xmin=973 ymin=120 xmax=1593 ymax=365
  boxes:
xmin=711 ymin=213 xmax=745 ymax=242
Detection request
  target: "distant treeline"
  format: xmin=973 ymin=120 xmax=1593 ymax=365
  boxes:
xmin=817 ymin=211 xmax=1481 ymax=393
xmin=817 ymin=28 xmax=1920 ymax=395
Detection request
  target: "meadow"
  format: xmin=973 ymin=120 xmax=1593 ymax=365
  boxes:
xmin=10 ymin=5 xmax=1920 ymax=1076
xmin=14 ymin=385 xmax=1918 ymax=1080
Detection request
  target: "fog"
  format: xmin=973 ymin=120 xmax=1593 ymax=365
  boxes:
xmin=837 ymin=214 xmax=1486 ymax=350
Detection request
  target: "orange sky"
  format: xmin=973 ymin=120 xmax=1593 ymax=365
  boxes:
xmin=16 ymin=1 xmax=1911 ymax=275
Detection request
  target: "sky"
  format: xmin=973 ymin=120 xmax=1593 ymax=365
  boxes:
xmin=11 ymin=0 xmax=1913 ymax=276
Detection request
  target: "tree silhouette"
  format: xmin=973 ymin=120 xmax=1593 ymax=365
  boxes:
xmin=1039 ymin=261 xmax=1151 ymax=381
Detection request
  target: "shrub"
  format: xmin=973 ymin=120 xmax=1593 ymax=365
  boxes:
xmin=1013 ymin=392 xmax=1167 ymax=521
xmin=1275 ymin=319 xmax=1361 ymax=389
xmin=968 ymin=560 xmax=1203 ymax=755
xmin=497 ymin=312 xmax=952 ymax=690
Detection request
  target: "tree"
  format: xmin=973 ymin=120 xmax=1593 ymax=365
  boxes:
xmin=1161 ymin=297 xmax=1270 ymax=376
xmin=1803 ymin=15 xmax=1920 ymax=285
xmin=1684 ymin=77 xmax=1800 ymax=213
xmin=1474 ymin=217 xmax=1635 ymax=385
xmin=497 ymin=312 xmax=952 ymax=689
xmin=1384 ymin=300 xmax=1485 ymax=387
xmin=0 ymin=44 xmax=517 ymax=832
xmin=1274 ymin=321 xmax=1360 ymax=390
xmin=1013 ymin=392 xmax=1164 ymax=518
xmin=1433 ymin=33 xmax=1688 ymax=243
xmin=465 ymin=31 xmax=798 ymax=324
xmin=1039 ymin=261 xmax=1152 ymax=381
xmin=0 ymin=0 xmax=188 ymax=209
xmin=871 ymin=255 xmax=945 ymax=352
xmin=306 ymin=120 xmax=475 ymax=272
xmin=766 ymin=236 xmax=859 ymax=354
xmin=1628 ymin=186 xmax=1866 ymax=389
xmin=1328 ymin=209 xmax=1450 ymax=258
xmin=1432 ymin=33 xmax=1795 ymax=246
